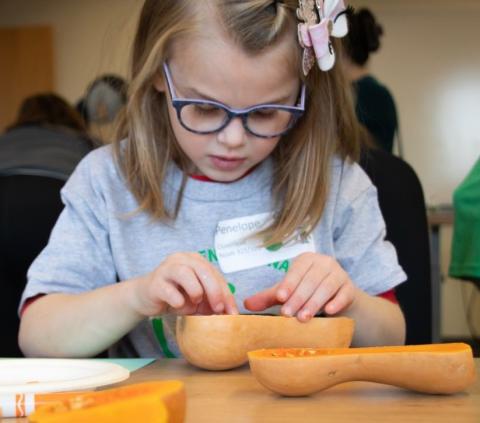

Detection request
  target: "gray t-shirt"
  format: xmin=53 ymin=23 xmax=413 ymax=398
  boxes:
xmin=20 ymin=145 xmax=406 ymax=358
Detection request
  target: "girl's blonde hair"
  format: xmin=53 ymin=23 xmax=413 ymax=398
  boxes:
xmin=114 ymin=0 xmax=362 ymax=244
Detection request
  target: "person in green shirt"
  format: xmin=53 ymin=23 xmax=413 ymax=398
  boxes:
xmin=343 ymin=8 xmax=399 ymax=154
xmin=449 ymin=158 xmax=480 ymax=283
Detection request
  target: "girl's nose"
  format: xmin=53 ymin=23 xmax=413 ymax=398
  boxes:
xmin=216 ymin=117 xmax=247 ymax=148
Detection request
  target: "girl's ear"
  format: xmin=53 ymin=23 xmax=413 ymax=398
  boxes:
xmin=153 ymin=74 xmax=165 ymax=93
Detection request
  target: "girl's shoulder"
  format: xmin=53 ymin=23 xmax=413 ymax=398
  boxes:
xmin=71 ymin=143 xmax=121 ymax=180
xmin=330 ymin=155 xmax=375 ymax=204
xmin=63 ymin=143 xmax=126 ymax=200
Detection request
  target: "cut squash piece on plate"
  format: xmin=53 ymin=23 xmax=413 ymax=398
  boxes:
xmin=28 ymin=380 xmax=185 ymax=423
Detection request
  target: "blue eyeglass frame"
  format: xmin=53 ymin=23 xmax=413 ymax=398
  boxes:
xmin=162 ymin=62 xmax=306 ymax=139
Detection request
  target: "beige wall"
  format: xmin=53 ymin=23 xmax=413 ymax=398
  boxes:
xmin=1 ymin=0 xmax=479 ymax=337
xmin=0 ymin=0 xmax=141 ymax=103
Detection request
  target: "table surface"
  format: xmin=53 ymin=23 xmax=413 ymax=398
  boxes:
xmin=4 ymin=358 xmax=479 ymax=423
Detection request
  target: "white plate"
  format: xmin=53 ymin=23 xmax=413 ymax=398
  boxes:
xmin=0 ymin=359 xmax=130 ymax=393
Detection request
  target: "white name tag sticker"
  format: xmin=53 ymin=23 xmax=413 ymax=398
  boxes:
xmin=214 ymin=212 xmax=315 ymax=274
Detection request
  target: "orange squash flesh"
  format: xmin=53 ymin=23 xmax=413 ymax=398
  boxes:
xmin=248 ymin=343 xmax=477 ymax=396
xmin=176 ymin=315 xmax=354 ymax=370
xmin=28 ymin=381 xmax=185 ymax=423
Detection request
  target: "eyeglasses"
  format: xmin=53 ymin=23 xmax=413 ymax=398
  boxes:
xmin=162 ymin=62 xmax=306 ymax=139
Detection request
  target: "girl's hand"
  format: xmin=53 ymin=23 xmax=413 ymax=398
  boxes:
xmin=133 ymin=253 xmax=238 ymax=317
xmin=244 ymin=252 xmax=358 ymax=322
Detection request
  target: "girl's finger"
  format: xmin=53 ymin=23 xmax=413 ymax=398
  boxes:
xmin=206 ymin=260 xmax=239 ymax=314
xmin=295 ymin=273 xmax=344 ymax=321
xmin=165 ymin=264 xmax=204 ymax=305
xmin=175 ymin=299 xmax=200 ymax=316
xmin=279 ymin=261 xmax=328 ymax=317
xmin=223 ymin=287 xmax=239 ymax=314
xmin=276 ymin=253 xmax=321 ymax=303
xmin=195 ymin=300 xmax=215 ymax=315
xmin=154 ymin=280 xmax=185 ymax=310
xmin=244 ymin=284 xmax=280 ymax=312
xmin=189 ymin=260 xmax=228 ymax=313
xmin=323 ymin=283 xmax=355 ymax=315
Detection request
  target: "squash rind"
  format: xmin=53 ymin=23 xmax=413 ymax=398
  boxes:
xmin=176 ymin=315 xmax=354 ymax=370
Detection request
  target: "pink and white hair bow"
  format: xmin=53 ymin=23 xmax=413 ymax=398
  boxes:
xmin=297 ymin=0 xmax=349 ymax=75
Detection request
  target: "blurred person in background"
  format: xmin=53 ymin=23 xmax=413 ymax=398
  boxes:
xmin=449 ymin=158 xmax=480 ymax=288
xmin=344 ymin=8 xmax=399 ymax=154
xmin=76 ymin=74 xmax=128 ymax=143
xmin=0 ymin=93 xmax=95 ymax=181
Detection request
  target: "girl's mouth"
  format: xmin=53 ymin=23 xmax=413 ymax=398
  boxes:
xmin=209 ymin=155 xmax=246 ymax=171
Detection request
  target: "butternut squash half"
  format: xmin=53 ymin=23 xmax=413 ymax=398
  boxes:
xmin=28 ymin=381 xmax=185 ymax=423
xmin=248 ymin=343 xmax=477 ymax=396
xmin=176 ymin=315 xmax=354 ymax=370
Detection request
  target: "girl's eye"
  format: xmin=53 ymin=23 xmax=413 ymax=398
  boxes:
xmin=251 ymin=108 xmax=278 ymax=119
xmin=194 ymin=104 xmax=219 ymax=114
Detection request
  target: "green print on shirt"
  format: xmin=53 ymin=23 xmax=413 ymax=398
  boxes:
xmin=152 ymin=318 xmax=176 ymax=358
xmin=268 ymin=260 xmax=290 ymax=273
xmin=199 ymin=248 xmax=218 ymax=264
xmin=266 ymin=242 xmax=283 ymax=252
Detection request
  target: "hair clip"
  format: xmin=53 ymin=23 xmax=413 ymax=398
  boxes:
xmin=296 ymin=0 xmax=349 ymax=75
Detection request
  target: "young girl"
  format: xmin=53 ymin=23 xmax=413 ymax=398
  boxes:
xmin=19 ymin=0 xmax=406 ymax=358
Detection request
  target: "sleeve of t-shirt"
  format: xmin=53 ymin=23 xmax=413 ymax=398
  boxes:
xmin=19 ymin=150 xmax=117 ymax=314
xmin=333 ymin=164 xmax=407 ymax=296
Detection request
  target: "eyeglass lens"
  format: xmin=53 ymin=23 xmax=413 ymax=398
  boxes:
xmin=179 ymin=103 xmax=296 ymax=137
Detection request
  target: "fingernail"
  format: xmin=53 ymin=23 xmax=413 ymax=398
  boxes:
xmin=214 ymin=303 xmax=225 ymax=313
xmin=282 ymin=306 xmax=292 ymax=317
xmin=300 ymin=311 xmax=311 ymax=321
xmin=277 ymin=289 xmax=288 ymax=302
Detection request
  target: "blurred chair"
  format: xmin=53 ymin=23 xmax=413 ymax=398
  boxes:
xmin=0 ymin=174 xmax=65 ymax=357
xmin=360 ymin=148 xmax=432 ymax=344
xmin=470 ymin=278 xmax=480 ymax=290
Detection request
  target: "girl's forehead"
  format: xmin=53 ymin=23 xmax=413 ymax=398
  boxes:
xmin=168 ymin=30 xmax=300 ymax=105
